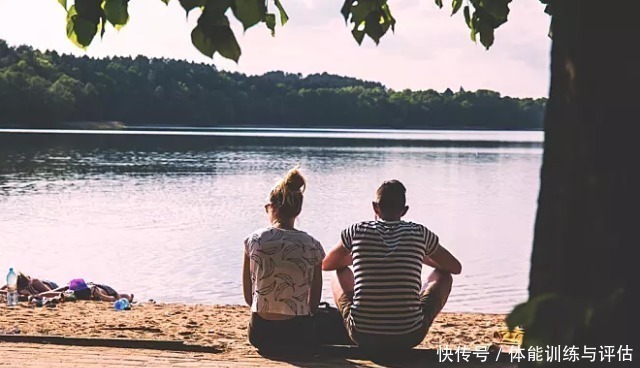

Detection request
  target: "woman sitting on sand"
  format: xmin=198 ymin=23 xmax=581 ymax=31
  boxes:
xmin=242 ymin=167 xmax=326 ymax=353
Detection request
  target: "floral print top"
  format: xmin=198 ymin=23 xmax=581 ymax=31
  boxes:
xmin=244 ymin=227 xmax=325 ymax=316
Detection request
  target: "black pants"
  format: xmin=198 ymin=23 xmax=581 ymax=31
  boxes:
xmin=248 ymin=313 xmax=316 ymax=353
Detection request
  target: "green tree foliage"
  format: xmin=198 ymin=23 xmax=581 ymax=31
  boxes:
xmin=57 ymin=0 xmax=512 ymax=61
xmin=0 ymin=40 xmax=545 ymax=129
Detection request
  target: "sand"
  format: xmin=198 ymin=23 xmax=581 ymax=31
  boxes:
xmin=0 ymin=301 xmax=508 ymax=360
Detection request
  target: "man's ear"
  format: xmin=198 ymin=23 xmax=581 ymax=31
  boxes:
xmin=400 ymin=206 xmax=409 ymax=217
xmin=372 ymin=201 xmax=381 ymax=218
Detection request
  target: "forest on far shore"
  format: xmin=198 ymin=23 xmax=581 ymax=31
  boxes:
xmin=0 ymin=40 xmax=546 ymax=130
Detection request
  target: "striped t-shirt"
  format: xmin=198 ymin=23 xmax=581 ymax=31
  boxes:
xmin=341 ymin=220 xmax=439 ymax=335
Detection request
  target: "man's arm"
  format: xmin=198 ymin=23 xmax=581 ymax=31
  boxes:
xmin=322 ymin=242 xmax=353 ymax=271
xmin=424 ymin=244 xmax=462 ymax=275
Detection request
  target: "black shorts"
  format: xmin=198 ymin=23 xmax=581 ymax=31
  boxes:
xmin=95 ymin=284 xmax=118 ymax=297
xmin=73 ymin=288 xmax=92 ymax=300
xmin=336 ymin=287 xmax=446 ymax=349
xmin=247 ymin=313 xmax=316 ymax=353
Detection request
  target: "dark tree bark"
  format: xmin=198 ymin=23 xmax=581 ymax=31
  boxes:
xmin=527 ymin=0 xmax=639 ymax=363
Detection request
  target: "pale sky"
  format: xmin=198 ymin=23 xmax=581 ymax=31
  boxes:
xmin=0 ymin=0 xmax=551 ymax=97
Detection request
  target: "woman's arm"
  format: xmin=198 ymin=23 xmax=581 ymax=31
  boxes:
xmin=242 ymin=251 xmax=253 ymax=307
xmin=308 ymin=264 xmax=322 ymax=314
xmin=322 ymin=242 xmax=353 ymax=271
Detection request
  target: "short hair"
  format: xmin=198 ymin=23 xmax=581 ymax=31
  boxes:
xmin=375 ymin=180 xmax=407 ymax=213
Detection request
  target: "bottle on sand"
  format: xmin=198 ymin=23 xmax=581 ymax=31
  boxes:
xmin=6 ymin=268 xmax=18 ymax=307
xmin=114 ymin=298 xmax=130 ymax=311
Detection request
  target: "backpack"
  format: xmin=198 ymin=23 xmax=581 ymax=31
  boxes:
xmin=312 ymin=302 xmax=354 ymax=346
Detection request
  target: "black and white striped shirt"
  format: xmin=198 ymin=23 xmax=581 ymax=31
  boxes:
xmin=341 ymin=220 xmax=439 ymax=335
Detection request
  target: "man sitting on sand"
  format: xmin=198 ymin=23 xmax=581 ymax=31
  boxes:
xmin=322 ymin=180 xmax=462 ymax=350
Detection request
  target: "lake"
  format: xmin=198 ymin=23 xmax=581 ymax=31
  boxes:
xmin=0 ymin=128 xmax=542 ymax=313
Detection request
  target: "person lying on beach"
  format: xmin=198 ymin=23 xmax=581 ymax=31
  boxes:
xmin=0 ymin=272 xmax=59 ymax=300
xmin=322 ymin=179 xmax=462 ymax=351
xmin=35 ymin=278 xmax=133 ymax=303
xmin=242 ymin=167 xmax=326 ymax=353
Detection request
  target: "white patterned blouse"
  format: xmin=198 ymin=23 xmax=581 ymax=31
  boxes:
xmin=244 ymin=227 xmax=326 ymax=316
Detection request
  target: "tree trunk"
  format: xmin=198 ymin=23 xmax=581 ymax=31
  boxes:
xmin=527 ymin=0 xmax=638 ymax=363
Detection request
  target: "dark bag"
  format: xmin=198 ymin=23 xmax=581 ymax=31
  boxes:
xmin=312 ymin=302 xmax=354 ymax=345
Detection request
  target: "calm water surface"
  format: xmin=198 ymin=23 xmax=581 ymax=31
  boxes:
xmin=0 ymin=129 xmax=541 ymax=313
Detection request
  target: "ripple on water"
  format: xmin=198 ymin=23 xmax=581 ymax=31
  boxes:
xmin=0 ymin=138 xmax=539 ymax=313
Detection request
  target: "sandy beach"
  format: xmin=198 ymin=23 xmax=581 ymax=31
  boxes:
xmin=0 ymin=301 xmax=507 ymax=360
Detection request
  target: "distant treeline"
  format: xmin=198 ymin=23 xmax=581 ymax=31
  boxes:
xmin=0 ymin=40 xmax=546 ymax=130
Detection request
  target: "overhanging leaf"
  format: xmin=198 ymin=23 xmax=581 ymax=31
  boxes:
xmin=343 ymin=0 xmax=395 ymax=46
xmin=351 ymin=29 xmax=365 ymax=45
xmin=66 ymin=6 xmax=99 ymax=48
xmin=451 ymin=0 xmax=462 ymax=15
xmin=469 ymin=11 xmax=478 ymax=42
xmin=160 ymin=0 xmax=170 ymax=4
xmin=75 ymin=0 xmax=103 ymax=23
xmin=100 ymin=11 xmax=107 ymax=37
xmin=233 ymin=0 xmax=266 ymax=31
xmin=191 ymin=26 xmax=216 ymax=56
xmin=179 ymin=0 xmax=207 ymax=15
xmin=66 ymin=6 xmax=83 ymax=48
xmin=104 ymin=0 xmax=130 ymax=27
xmin=351 ymin=0 xmax=378 ymax=25
xmin=191 ymin=13 xmax=241 ymax=62
xmin=479 ymin=25 xmax=494 ymax=49
xmin=274 ymin=0 xmax=288 ymax=25
xmin=482 ymin=0 xmax=511 ymax=22
xmin=381 ymin=4 xmax=395 ymax=32
xmin=264 ymin=13 xmax=276 ymax=36
xmin=435 ymin=0 xmax=443 ymax=9
xmin=58 ymin=0 xmax=67 ymax=11
xmin=463 ymin=5 xmax=471 ymax=27
xmin=363 ymin=11 xmax=384 ymax=44
xmin=341 ymin=0 xmax=354 ymax=22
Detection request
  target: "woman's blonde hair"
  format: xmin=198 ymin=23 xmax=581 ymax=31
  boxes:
xmin=268 ymin=167 xmax=306 ymax=220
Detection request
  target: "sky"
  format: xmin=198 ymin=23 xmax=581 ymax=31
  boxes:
xmin=0 ymin=0 xmax=551 ymax=98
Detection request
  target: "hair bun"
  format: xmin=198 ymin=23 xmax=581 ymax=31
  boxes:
xmin=284 ymin=168 xmax=306 ymax=193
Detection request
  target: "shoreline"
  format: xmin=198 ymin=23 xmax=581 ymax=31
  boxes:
xmin=0 ymin=125 xmax=544 ymax=132
xmin=0 ymin=128 xmax=543 ymax=149
xmin=1 ymin=302 xmax=508 ymax=358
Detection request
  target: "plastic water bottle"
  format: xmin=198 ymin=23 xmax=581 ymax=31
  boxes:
xmin=113 ymin=298 xmax=130 ymax=311
xmin=6 ymin=268 xmax=18 ymax=307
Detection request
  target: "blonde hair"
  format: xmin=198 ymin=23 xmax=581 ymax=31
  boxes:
xmin=268 ymin=167 xmax=306 ymax=220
